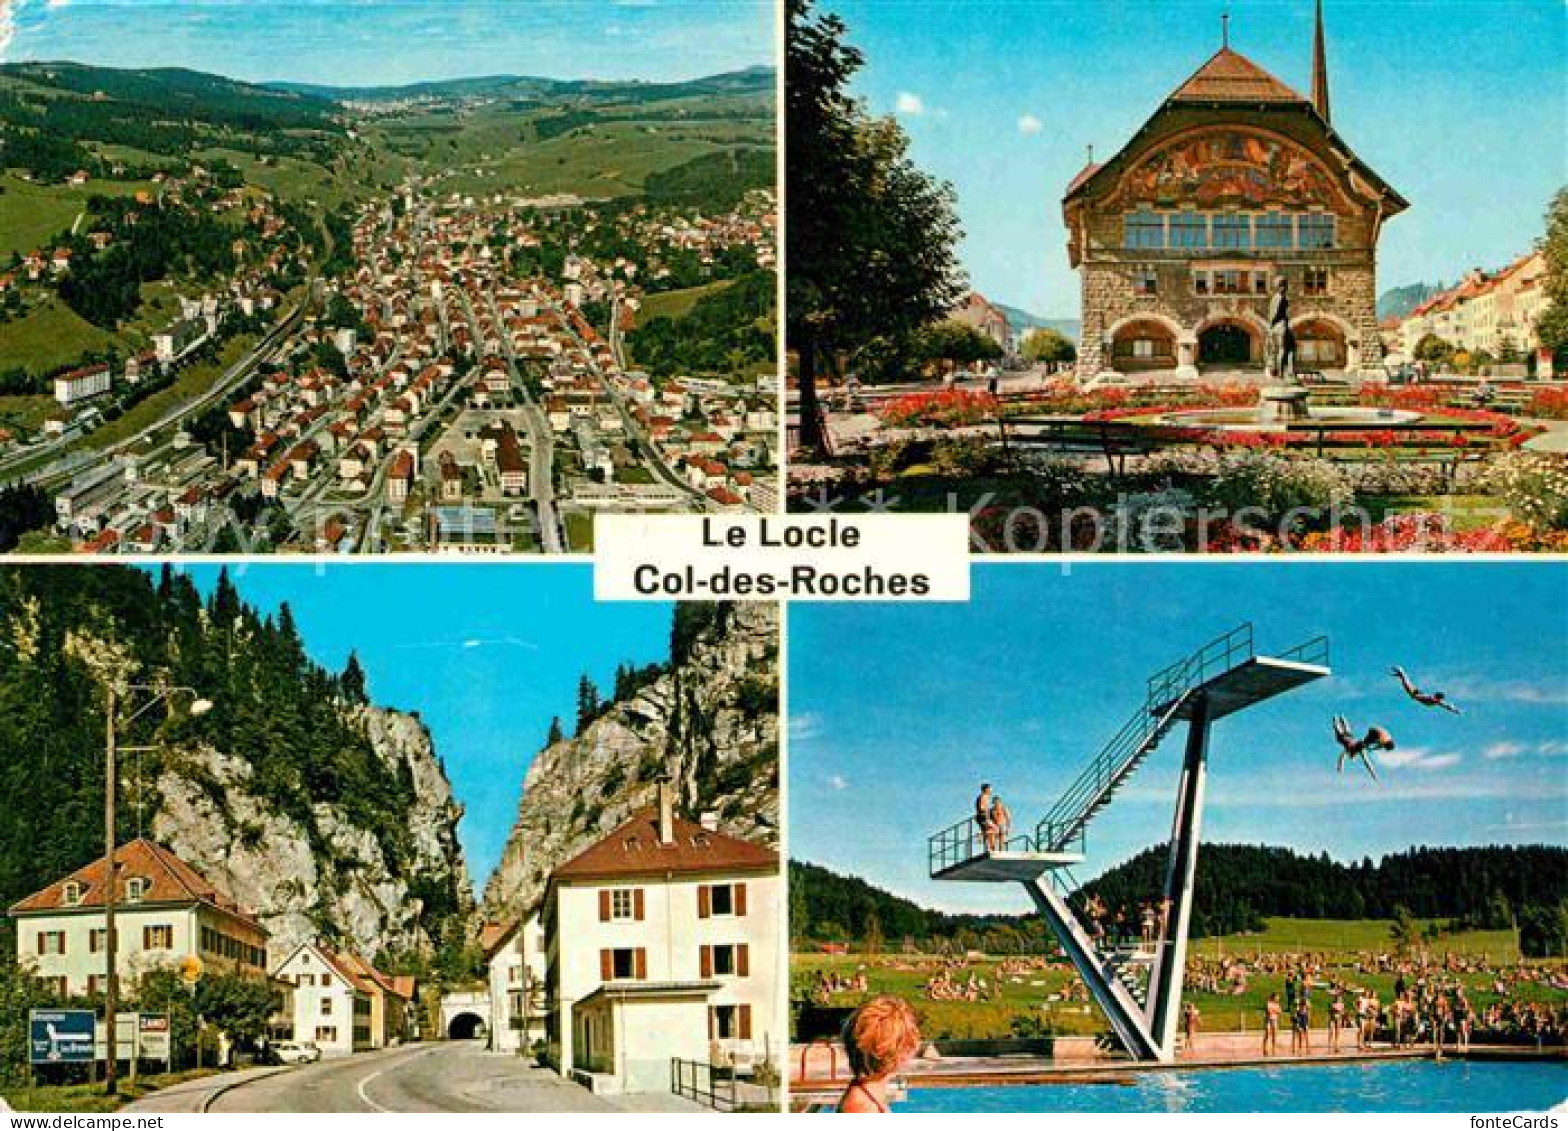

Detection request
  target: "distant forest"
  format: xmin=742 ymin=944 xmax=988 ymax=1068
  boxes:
xmin=792 ymin=843 xmax=1568 ymax=957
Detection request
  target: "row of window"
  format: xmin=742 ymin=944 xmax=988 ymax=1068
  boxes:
xmin=35 ymin=925 xmax=173 ymax=955
xmin=199 ymin=924 xmax=266 ymax=968
xmin=1124 ymin=211 xmax=1337 ymax=251
xmin=597 ymin=942 xmax=754 ymax=982
xmin=596 ymin=881 xmax=748 ymax=923
xmin=1130 ymin=267 xmax=1332 ymax=297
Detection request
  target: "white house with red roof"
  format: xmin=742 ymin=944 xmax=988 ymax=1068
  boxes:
xmin=271 ymin=941 xmax=381 ymax=1056
xmin=7 ymin=838 xmax=269 ymax=999
xmin=543 ymin=784 xmax=780 ymax=1095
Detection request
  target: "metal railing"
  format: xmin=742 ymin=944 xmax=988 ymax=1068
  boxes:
xmin=672 ymin=1058 xmax=741 ymax=1111
xmin=1277 ymin=634 xmax=1331 ymax=669
xmin=928 ymin=815 xmax=1037 ymax=875
xmin=1146 ymin=623 xmax=1255 ymax=709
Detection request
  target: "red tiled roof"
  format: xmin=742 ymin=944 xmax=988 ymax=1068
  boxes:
xmin=8 ymin=838 xmax=265 ymax=934
xmin=553 ymin=809 xmax=777 ymax=883
xmin=1169 ymin=48 xmax=1307 ymax=105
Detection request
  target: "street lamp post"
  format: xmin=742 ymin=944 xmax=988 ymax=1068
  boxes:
xmin=103 ymin=684 xmax=212 ymax=1097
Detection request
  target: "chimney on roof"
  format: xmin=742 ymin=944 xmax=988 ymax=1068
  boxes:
xmin=699 ymin=811 xmax=720 ymax=833
xmin=657 ymin=780 xmax=675 ymax=845
xmin=1311 ymin=0 xmax=1332 ymax=123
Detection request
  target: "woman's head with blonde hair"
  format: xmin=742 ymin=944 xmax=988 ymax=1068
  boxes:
xmin=842 ymin=995 xmax=922 ymax=1080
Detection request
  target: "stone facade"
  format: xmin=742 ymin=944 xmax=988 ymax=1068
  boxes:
xmin=1063 ymin=31 xmax=1406 ymax=382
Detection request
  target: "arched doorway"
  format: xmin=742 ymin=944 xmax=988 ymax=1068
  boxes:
xmin=1198 ymin=322 xmax=1258 ymax=368
xmin=1294 ymin=318 xmax=1348 ymax=370
xmin=447 ymin=1012 xmax=486 ymax=1041
xmin=1110 ymin=319 xmax=1178 ymax=372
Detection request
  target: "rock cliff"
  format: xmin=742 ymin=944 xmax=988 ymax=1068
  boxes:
xmin=481 ymin=602 xmax=778 ymax=920
xmin=153 ymin=704 xmax=472 ymax=962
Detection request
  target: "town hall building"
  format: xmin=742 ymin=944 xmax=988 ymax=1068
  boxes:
xmin=1063 ymin=2 xmax=1408 ymax=381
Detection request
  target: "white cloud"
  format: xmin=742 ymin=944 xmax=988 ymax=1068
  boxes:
xmin=1017 ymin=113 xmax=1043 ymax=135
xmin=46 ymin=0 xmax=70 ymax=11
xmin=1540 ymin=740 xmax=1568 ymax=757
xmin=1443 ymin=676 xmax=1568 ymax=706
xmin=894 ymin=91 xmax=925 ymax=116
xmin=791 ymin=712 xmax=823 ymax=742
xmin=828 ymin=774 xmax=849 ymax=792
xmin=1375 ymin=747 xmax=1461 ymax=771
xmin=1484 ymin=741 xmax=1526 ymax=760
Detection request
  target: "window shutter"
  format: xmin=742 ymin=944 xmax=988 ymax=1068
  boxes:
xmin=698 ymin=884 xmax=710 ymax=918
xmin=598 ymin=890 xmax=611 ymax=922
xmin=633 ymin=888 xmax=645 ymax=921
xmin=634 ymin=948 xmax=647 ymax=980
xmin=707 ymin=1007 xmax=715 ymax=1041
xmin=738 ymin=944 xmax=750 ymax=977
xmin=736 ymin=883 xmax=748 ymax=917
xmin=35 ymin=932 xmax=43 ymax=955
xmin=600 ymin=949 xmax=612 ymax=981
xmin=740 ymin=1004 xmax=753 ymax=1040
xmin=700 ymin=945 xmax=713 ymax=978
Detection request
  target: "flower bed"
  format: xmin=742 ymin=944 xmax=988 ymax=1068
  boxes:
xmin=879 ymin=388 xmax=1000 ymax=428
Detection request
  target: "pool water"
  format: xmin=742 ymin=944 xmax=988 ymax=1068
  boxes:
xmin=897 ymin=1059 xmax=1566 ymax=1113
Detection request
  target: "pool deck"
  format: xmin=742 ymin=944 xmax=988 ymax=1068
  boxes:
xmin=791 ymin=1043 xmax=1565 ymax=1103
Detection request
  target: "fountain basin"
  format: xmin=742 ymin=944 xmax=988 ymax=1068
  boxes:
xmin=1149 ymin=404 xmax=1423 ymax=432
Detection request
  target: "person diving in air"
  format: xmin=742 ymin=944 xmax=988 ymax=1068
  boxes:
xmin=1333 ymin=715 xmax=1393 ymax=781
xmin=1390 ymin=666 xmax=1462 ymax=714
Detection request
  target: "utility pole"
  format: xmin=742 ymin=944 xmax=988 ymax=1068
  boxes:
xmin=103 ymin=685 xmax=119 ymax=1097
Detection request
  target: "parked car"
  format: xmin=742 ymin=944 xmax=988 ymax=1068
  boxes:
xmin=263 ymin=1041 xmax=322 ymax=1066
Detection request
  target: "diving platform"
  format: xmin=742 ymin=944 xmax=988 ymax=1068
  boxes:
xmin=929 ymin=624 xmax=1329 ymax=1064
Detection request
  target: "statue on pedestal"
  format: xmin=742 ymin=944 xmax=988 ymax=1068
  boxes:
xmin=1265 ymin=278 xmax=1297 ymax=383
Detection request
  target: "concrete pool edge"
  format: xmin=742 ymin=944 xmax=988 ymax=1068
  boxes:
xmin=790 ymin=1045 xmax=1567 ymax=1104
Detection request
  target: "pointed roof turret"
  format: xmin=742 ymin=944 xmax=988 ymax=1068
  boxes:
xmin=1311 ymin=0 xmax=1332 ymax=122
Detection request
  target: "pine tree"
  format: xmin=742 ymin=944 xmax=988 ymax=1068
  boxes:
xmin=341 ymin=651 xmax=368 ymax=704
xmin=546 ymin=716 xmax=564 ymax=745
xmin=575 ymin=675 xmax=600 ymax=736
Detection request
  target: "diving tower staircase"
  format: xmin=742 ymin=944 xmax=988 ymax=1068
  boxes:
xmin=929 ymin=624 xmax=1329 ymax=1063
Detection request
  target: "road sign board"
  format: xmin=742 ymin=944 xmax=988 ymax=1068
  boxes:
xmin=138 ymin=1014 xmax=171 ymax=1061
xmin=29 ymin=1009 xmax=95 ymax=1065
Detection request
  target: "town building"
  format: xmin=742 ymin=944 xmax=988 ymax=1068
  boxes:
xmin=53 ymin=364 xmax=113 ymax=406
xmin=950 ymin=292 xmax=1012 ymax=353
xmin=270 ymin=941 xmax=386 ymax=1056
xmin=543 ymin=784 xmax=780 ymax=1095
xmin=1062 ymin=4 xmax=1407 ymax=380
xmin=7 ymin=839 xmax=269 ymax=998
xmin=482 ymin=914 xmax=548 ymax=1056
xmin=1398 ymin=251 xmax=1552 ymax=372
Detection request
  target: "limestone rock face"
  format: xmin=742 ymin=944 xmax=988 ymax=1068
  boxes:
xmin=481 ymin=604 xmax=779 ymax=921
xmin=152 ymin=705 xmax=472 ymax=963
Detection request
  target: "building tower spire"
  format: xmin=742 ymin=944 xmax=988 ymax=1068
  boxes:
xmin=1221 ymin=11 xmax=1230 ymax=49
xmin=1311 ymin=0 xmax=1332 ymax=122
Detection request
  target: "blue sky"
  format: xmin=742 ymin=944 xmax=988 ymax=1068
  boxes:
xmin=823 ymin=0 xmax=1567 ymax=316
xmin=790 ymin=563 xmax=1568 ymax=915
xmin=1 ymin=0 xmax=775 ymax=85
xmin=161 ymin=565 xmax=672 ymax=891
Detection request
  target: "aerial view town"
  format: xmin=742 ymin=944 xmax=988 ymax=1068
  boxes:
xmin=0 ymin=3 xmax=778 ymax=555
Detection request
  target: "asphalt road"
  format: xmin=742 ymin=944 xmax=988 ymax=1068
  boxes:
xmin=197 ymin=1042 xmax=621 ymax=1113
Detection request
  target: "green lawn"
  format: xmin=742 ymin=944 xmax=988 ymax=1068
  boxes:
xmin=1 ymin=1069 xmax=218 ymax=1113
xmin=0 ymin=393 xmax=59 ymax=435
xmin=0 ymin=298 xmax=124 ymax=376
xmin=638 ymin=279 xmax=736 ymax=323
xmin=1190 ymin=917 xmax=1522 ymax=960
xmin=564 ymin=510 xmax=595 ymax=552
xmin=0 ymin=172 xmax=155 ymax=257
xmin=794 ymin=917 xmax=1559 ymax=1042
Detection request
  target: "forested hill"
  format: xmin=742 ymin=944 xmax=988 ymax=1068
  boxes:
xmin=0 ymin=565 xmax=474 ymax=973
xmin=0 ymin=62 xmax=344 ymax=180
xmin=793 ymin=844 xmax=1568 ymax=949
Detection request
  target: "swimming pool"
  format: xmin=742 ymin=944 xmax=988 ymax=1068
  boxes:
xmin=897 ymin=1059 xmax=1566 ymax=1113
